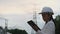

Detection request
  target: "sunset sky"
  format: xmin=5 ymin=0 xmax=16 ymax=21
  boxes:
xmin=0 ymin=0 xmax=60 ymax=34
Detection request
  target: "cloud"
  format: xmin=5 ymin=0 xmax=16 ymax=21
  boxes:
xmin=0 ymin=0 xmax=60 ymax=15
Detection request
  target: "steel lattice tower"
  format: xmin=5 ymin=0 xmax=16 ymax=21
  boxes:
xmin=31 ymin=4 xmax=37 ymax=34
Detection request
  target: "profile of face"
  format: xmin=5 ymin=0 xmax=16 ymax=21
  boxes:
xmin=42 ymin=13 xmax=51 ymax=22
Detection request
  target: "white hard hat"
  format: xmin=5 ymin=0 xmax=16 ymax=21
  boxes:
xmin=39 ymin=7 xmax=54 ymax=15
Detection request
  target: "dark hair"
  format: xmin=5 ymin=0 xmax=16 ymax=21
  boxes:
xmin=49 ymin=15 xmax=55 ymax=23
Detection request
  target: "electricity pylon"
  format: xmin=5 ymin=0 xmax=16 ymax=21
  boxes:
xmin=31 ymin=4 xmax=37 ymax=34
xmin=5 ymin=19 xmax=8 ymax=34
xmin=0 ymin=17 xmax=8 ymax=34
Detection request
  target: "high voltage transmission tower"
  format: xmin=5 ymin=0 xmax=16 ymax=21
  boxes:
xmin=31 ymin=4 xmax=37 ymax=34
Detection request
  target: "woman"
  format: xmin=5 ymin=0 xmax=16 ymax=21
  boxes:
xmin=36 ymin=7 xmax=55 ymax=34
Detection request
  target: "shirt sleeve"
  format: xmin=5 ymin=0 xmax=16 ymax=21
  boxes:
xmin=36 ymin=22 xmax=55 ymax=34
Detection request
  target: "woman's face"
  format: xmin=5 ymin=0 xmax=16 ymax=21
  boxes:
xmin=42 ymin=13 xmax=50 ymax=22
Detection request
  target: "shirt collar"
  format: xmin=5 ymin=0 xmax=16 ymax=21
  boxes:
xmin=45 ymin=19 xmax=53 ymax=24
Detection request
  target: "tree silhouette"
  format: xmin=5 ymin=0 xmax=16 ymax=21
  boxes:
xmin=7 ymin=29 xmax=28 ymax=34
xmin=54 ymin=15 xmax=60 ymax=34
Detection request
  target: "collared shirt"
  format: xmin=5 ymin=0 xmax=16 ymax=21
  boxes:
xmin=36 ymin=20 xmax=55 ymax=34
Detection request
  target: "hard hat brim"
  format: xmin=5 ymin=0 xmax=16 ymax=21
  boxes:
xmin=39 ymin=12 xmax=54 ymax=15
xmin=39 ymin=12 xmax=42 ymax=14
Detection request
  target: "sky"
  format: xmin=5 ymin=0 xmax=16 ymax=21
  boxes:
xmin=0 ymin=0 xmax=60 ymax=34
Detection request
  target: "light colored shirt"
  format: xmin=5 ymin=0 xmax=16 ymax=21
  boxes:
xmin=36 ymin=20 xmax=55 ymax=34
